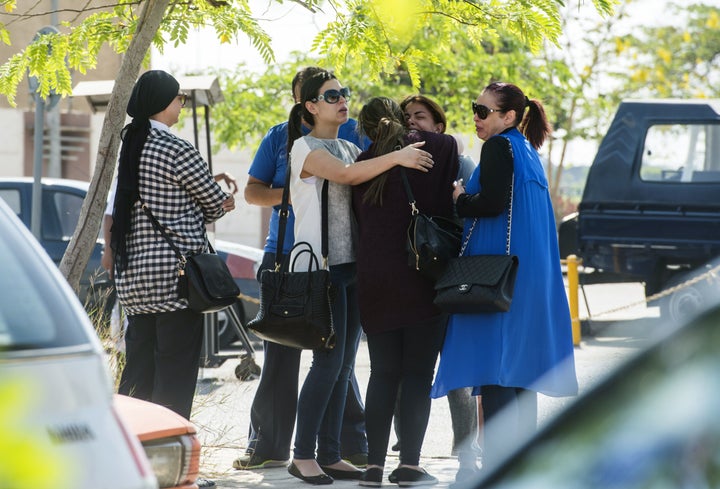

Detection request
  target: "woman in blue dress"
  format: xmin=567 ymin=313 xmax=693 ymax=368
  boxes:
xmin=431 ymin=82 xmax=578 ymax=470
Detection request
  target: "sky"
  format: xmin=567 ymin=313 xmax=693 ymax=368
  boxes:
xmin=153 ymin=0 xmax=332 ymax=74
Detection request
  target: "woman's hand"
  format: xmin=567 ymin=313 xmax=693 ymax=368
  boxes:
xmin=452 ymin=178 xmax=466 ymax=202
xmin=214 ymin=172 xmax=239 ymax=194
xmin=396 ymin=141 xmax=434 ymax=172
xmin=221 ymin=193 xmax=236 ymax=212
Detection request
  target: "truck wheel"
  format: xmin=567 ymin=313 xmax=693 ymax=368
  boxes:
xmin=658 ymin=270 xmax=717 ymax=324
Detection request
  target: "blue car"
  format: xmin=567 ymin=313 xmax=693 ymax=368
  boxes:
xmin=0 ymin=177 xmax=262 ymax=350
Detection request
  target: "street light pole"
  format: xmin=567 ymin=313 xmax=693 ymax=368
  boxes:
xmin=28 ymin=25 xmax=61 ymax=239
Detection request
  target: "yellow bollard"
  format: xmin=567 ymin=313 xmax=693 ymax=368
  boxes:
xmin=566 ymin=255 xmax=581 ymax=346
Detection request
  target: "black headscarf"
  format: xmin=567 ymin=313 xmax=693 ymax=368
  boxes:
xmin=111 ymin=70 xmax=180 ymax=273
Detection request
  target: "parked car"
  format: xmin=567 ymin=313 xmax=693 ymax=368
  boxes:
xmin=466 ymin=263 xmax=720 ymax=489
xmin=0 ymin=196 xmax=204 ymax=489
xmin=0 ymin=197 xmax=157 ymax=489
xmin=115 ymin=395 xmax=201 ymax=489
xmin=0 ymin=177 xmax=262 ymax=348
xmin=0 ymin=177 xmax=113 ymax=320
xmin=559 ymin=100 xmax=720 ymax=323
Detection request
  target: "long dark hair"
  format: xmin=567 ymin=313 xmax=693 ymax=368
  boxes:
xmin=357 ymin=97 xmax=408 ymax=206
xmin=483 ymin=81 xmax=551 ymax=150
xmin=287 ymin=69 xmax=337 ymax=154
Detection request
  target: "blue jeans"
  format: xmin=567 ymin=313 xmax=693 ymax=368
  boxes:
xmin=294 ymin=262 xmax=362 ymax=464
xmin=247 ymin=253 xmax=367 ymax=460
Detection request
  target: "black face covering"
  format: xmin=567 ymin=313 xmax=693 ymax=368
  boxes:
xmin=111 ymin=70 xmax=180 ymax=274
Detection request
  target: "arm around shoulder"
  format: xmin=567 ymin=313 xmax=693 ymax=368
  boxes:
xmin=301 ymin=141 xmax=434 ymax=185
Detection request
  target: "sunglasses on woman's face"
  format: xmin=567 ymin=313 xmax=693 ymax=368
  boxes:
xmin=177 ymin=93 xmax=189 ymax=107
xmin=312 ymin=87 xmax=351 ymax=104
xmin=472 ymin=102 xmax=503 ymax=120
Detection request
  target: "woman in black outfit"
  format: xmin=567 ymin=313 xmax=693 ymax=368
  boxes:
xmin=352 ymin=97 xmax=459 ymax=487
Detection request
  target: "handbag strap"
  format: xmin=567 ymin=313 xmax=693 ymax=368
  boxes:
xmin=400 ymin=167 xmax=420 ymax=216
xmin=459 ymin=176 xmax=514 ymax=256
xmin=277 ymin=156 xmax=329 ymax=271
xmin=140 ymin=197 xmax=213 ymax=270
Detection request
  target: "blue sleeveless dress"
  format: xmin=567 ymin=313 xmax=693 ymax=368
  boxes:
xmin=431 ymin=128 xmax=578 ymax=398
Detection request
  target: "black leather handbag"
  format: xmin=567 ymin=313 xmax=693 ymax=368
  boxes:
xmin=249 ymin=241 xmax=336 ymax=350
xmin=246 ymin=172 xmax=336 ymax=350
xmin=182 ymin=251 xmax=240 ymax=313
xmin=141 ymin=201 xmax=239 ymax=314
xmin=434 ymin=178 xmax=519 ymax=314
xmin=402 ymin=169 xmax=462 ymax=281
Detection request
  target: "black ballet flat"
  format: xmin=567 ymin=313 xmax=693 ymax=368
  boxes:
xmin=320 ymin=466 xmax=365 ymax=480
xmin=288 ymin=462 xmax=334 ymax=485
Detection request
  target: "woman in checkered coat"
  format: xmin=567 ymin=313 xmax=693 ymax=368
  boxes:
xmin=109 ymin=70 xmax=236 ymax=421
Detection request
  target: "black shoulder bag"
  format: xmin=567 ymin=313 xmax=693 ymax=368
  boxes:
xmin=141 ymin=200 xmax=240 ymax=314
xmin=402 ymin=168 xmax=463 ymax=282
xmin=246 ymin=165 xmax=336 ymax=351
xmin=433 ymin=178 xmax=519 ymax=313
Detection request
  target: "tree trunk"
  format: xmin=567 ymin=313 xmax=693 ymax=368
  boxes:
xmin=59 ymin=0 xmax=171 ymax=292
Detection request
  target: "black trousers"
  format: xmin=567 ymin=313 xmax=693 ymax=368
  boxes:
xmin=247 ymin=252 xmax=368 ymax=460
xmin=365 ymin=316 xmax=446 ymax=467
xmin=118 ymin=308 xmax=204 ymax=420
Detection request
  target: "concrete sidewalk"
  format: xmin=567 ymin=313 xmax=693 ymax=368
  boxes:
xmin=191 ymin=283 xmax=658 ymax=488
xmin=191 ymin=335 xmax=468 ymax=488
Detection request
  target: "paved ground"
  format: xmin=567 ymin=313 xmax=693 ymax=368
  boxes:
xmin=190 ymin=283 xmax=661 ymax=488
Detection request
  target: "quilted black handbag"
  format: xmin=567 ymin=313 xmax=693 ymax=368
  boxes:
xmin=246 ymin=172 xmax=336 ymax=350
xmin=141 ymin=200 xmax=239 ymax=314
xmin=402 ymin=169 xmax=462 ymax=281
xmin=434 ymin=178 xmax=519 ymax=314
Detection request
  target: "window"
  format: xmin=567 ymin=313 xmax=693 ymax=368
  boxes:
xmin=0 ymin=189 xmax=21 ymax=215
xmin=0 ymin=213 xmax=87 ymax=350
xmin=641 ymin=123 xmax=720 ymax=183
xmin=51 ymin=191 xmax=84 ymax=240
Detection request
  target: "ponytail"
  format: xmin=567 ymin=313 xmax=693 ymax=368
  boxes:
xmin=287 ymin=102 xmax=305 ymax=155
xmin=484 ymin=82 xmax=552 ymax=150
xmin=357 ymin=97 xmax=408 ymax=206
xmin=518 ymin=98 xmax=551 ymax=150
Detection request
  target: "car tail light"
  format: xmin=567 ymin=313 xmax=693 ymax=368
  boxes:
xmin=143 ymin=434 xmax=200 ymax=487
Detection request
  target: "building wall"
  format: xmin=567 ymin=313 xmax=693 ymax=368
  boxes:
xmin=0 ymin=0 xmax=123 ymax=112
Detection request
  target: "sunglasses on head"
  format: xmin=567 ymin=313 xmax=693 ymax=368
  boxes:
xmin=312 ymin=87 xmax=351 ymax=104
xmin=177 ymin=93 xmax=189 ymax=107
xmin=472 ymin=102 xmax=503 ymax=120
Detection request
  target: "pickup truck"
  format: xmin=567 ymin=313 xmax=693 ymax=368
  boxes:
xmin=559 ymin=100 xmax=720 ymax=322
xmin=0 ymin=177 xmax=262 ymax=349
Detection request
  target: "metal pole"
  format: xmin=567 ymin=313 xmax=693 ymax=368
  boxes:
xmin=31 ymin=96 xmax=45 ymax=239
xmin=47 ymin=0 xmax=61 ymax=178
xmin=567 ymin=254 xmax=582 ymax=346
xmin=204 ymin=104 xmax=212 ymax=173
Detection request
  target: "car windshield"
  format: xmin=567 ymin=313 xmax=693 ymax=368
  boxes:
xmin=0 ymin=210 xmax=88 ymax=352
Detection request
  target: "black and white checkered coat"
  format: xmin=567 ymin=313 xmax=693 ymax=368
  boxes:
xmin=115 ymin=127 xmax=228 ymax=315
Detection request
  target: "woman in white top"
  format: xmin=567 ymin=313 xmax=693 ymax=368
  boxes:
xmin=285 ymin=69 xmax=434 ymax=485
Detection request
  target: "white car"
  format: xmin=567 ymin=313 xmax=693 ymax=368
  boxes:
xmin=0 ymin=198 xmax=158 ymax=489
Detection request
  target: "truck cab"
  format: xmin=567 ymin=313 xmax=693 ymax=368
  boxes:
xmin=560 ymin=99 xmax=720 ymax=322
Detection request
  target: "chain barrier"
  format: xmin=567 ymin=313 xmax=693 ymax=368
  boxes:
xmin=582 ymin=262 xmax=720 ymax=320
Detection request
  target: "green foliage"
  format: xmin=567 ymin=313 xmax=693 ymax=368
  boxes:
xmin=618 ymin=3 xmax=720 ymax=98
xmin=0 ymin=0 xmax=272 ymax=106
